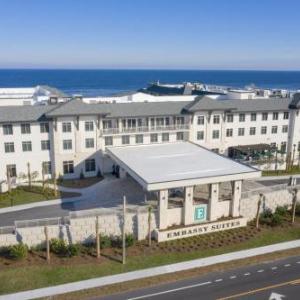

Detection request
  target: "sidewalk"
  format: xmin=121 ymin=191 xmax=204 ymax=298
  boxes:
xmin=1 ymin=239 xmax=300 ymax=300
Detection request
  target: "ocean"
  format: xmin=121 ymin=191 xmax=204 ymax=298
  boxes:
xmin=0 ymin=69 xmax=300 ymax=96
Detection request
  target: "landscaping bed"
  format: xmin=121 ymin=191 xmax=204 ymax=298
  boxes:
xmin=0 ymin=186 xmax=81 ymax=209
xmin=57 ymin=176 xmax=103 ymax=188
xmin=262 ymin=166 xmax=300 ymax=176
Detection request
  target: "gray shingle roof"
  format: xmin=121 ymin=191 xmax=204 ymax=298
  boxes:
xmin=184 ymin=96 xmax=291 ymax=113
xmin=46 ymin=100 xmax=191 ymax=118
xmin=0 ymin=104 xmax=59 ymax=123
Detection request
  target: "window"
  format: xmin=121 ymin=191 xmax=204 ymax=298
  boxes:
xmin=150 ymin=133 xmax=158 ymax=143
xmin=212 ymin=130 xmax=219 ymax=139
xmin=261 ymin=126 xmax=267 ymax=135
xmin=239 ymin=114 xmax=245 ymax=122
xmin=238 ymin=128 xmax=245 ymax=136
xmin=22 ymin=141 xmax=32 ymax=152
xmin=271 ymin=126 xmax=278 ymax=134
xmin=42 ymin=161 xmax=51 ymax=175
xmin=21 ymin=123 xmax=31 ymax=134
xmin=3 ymin=124 xmax=13 ymax=135
xmin=226 ymin=128 xmax=233 ymax=137
xmin=135 ymin=134 xmax=143 ymax=144
xmin=156 ymin=118 xmax=164 ymax=126
xmin=103 ymin=120 xmax=113 ymax=129
xmin=62 ymin=122 xmax=72 ymax=132
xmin=197 ymin=116 xmax=205 ymax=125
xmin=226 ymin=114 xmax=233 ymax=123
xmin=6 ymin=164 xmax=17 ymax=177
xmin=40 ymin=122 xmax=49 ymax=133
xmin=281 ymin=142 xmax=287 ymax=153
xmin=197 ymin=131 xmax=204 ymax=140
xmin=273 ymin=112 xmax=278 ymax=120
xmin=176 ymin=132 xmax=184 ymax=141
xmin=122 ymin=135 xmax=130 ymax=145
xmin=4 ymin=142 xmax=14 ymax=153
xmin=63 ymin=139 xmax=72 ymax=150
xmin=213 ymin=115 xmax=220 ymax=124
xmin=85 ymin=121 xmax=94 ymax=131
xmin=249 ymin=127 xmax=256 ymax=136
xmin=104 ymin=136 xmax=113 ymax=146
xmin=175 ymin=117 xmax=184 ymax=125
xmin=63 ymin=161 xmax=74 ymax=174
xmin=162 ymin=133 xmax=169 ymax=142
xmin=250 ymin=113 xmax=257 ymax=121
xmin=283 ymin=112 xmax=289 ymax=120
xmin=41 ymin=140 xmax=50 ymax=150
xmin=85 ymin=159 xmax=96 ymax=172
xmin=85 ymin=138 xmax=94 ymax=148
xmin=262 ymin=112 xmax=268 ymax=121
xmin=282 ymin=125 xmax=288 ymax=133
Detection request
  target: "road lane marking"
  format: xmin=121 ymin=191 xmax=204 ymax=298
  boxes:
xmin=230 ymin=275 xmax=237 ymax=279
xmin=257 ymin=269 xmax=264 ymax=273
xmin=215 ymin=279 xmax=223 ymax=282
xmin=284 ymin=264 xmax=291 ymax=267
xmin=271 ymin=266 xmax=278 ymax=270
xmin=297 ymin=261 xmax=300 ymax=264
xmin=128 ymin=281 xmax=212 ymax=300
xmin=216 ymin=278 xmax=300 ymax=300
xmin=244 ymin=272 xmax=251 ymax=276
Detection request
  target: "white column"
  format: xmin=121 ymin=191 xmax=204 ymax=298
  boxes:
xmin=184 ymin=186 xmax=194 ymax=225
xmin=209 ymin=183 xmax=219 ymax=221
xmin=159 ymin=189 xmax=168 ymax=230
xmin=231 ymin=180 xmax=242 ymax=217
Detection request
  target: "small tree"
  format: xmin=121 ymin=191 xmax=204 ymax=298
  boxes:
xmin=27 ymin=162 xmax=32 ymax=188
xmin=292 ymin=188 xmax=298 ymax=224
xmin=6 ymin=168 xmax=11 ymax=194
xmin=53 ymin=172 xmax=58 ymax=197
xmin=42 ymin=165 xmax=46 ymax=192
xmin=148 ymin=205 xmax=152 ymax=247
xmin=96 ymin=216 xmax=100 ymax=259
xmin=256 ymin=193 xmax=264 ymax=229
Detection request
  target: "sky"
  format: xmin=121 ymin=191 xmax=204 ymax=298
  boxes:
xmin=0 ymin=0 xmax=300 ymax=70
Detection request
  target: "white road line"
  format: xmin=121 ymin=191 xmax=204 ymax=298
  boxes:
xmin=297 ymin=261 xmax=300 ymax=264
xmin=127 ymin=281 xmax=212 ymax=300
xmin=244 ymin=272 xmax=251 ymax=276
xmin=284 ymin=264 xmax=291 ymax=267
xmin=257 ymin=269 xmax=264 ymax=273
xmin=271 ymin=266 xmax=278 ymax=270
xmin=215 ymin=279 xmax=223 ymax=282
xmin=230 ymin=275 xmax=237 ymax=279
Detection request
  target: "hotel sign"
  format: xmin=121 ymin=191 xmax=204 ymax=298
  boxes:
xmin=194 ymin=204 xmax=207 ymax=222
xmin=155 ymin=217 xmax=247 ymax=242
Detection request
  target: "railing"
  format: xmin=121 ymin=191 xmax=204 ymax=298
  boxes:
xmin=101 ymin=124 xmax=190 ymax=135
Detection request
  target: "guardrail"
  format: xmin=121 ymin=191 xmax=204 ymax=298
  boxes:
xmin=101 ymin=124 xmax=190 ymax=135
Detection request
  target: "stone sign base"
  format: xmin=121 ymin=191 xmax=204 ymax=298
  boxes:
xmin=155 ymin=217 xmax=248 ymax=242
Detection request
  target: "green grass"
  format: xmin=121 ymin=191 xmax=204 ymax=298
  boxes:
xmin=262 ymin=166 xmax=300 ymax=176
xmin=0 ymin=186 xmax=80 ymax=209
xmin=1 ymin=224 xmax=300 ymax=294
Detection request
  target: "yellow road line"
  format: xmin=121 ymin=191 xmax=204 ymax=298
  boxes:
xmin=217 ymin=278 xmax=300 ymax=300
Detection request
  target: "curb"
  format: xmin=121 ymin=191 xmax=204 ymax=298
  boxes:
xmin=1 ymin=239 xmax=300 ymax=300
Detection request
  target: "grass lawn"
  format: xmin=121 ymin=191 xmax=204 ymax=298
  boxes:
xmin=1 ymin=218 xmax=300 ymax=295
xmin=0 ymin=186 xmax=81 ymax=209
xmin=57 ymin=176 xmax=103 ymax=188
xmin=262 ymin=166 xmax=300 ymax=176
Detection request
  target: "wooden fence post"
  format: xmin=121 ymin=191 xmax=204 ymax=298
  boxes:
xmin=122 ymin=195 xmax=126 ymax=265
xmin=44 ymin=226 xmax=50 ymax=263
xmin=96 ymin=216 xmax=100 ymax=259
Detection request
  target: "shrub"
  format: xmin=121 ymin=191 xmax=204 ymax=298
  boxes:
xmin=80 ymin=170 xmax=85 ymax=180
xmin=125 ymin=234 xmax=135 ymax=247
xmin=260 ymin=208 xmax=284 ymax=227
xmin=100 ymin=235 xmax=112 ymax=249
xmin=271 ymin=213 xmax=283 ymax=227
xmin=111 ymin=234 xmax=136 ymax=248
xmin=68 ymin=244 xmax=80 ymax=257
xmin=97 ymin=168 xmax=102 ymax=178
xmin=8 ymin=244 xmax=28 ymax=260
xmin=295 ymin=203 xmax=300 ymax=216
xmin=275 ymin=206 xmax=288 ymax=217
xmin=50 ymin=238 xmax=68 ymax=255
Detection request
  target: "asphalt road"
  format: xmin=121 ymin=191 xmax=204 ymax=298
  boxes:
xmin=99 ymin=256 xmax=300 ymax=300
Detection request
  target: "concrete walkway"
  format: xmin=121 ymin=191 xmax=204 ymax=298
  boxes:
xmin=1 ymin=239 xmax=300 ymax=300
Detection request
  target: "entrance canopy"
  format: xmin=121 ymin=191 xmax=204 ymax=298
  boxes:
xmin=107 ymin=142 xmax=261 ymax=191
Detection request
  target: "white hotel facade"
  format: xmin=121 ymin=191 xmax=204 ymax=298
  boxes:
xmin=1 ymin=93 xmax=300 ymax=188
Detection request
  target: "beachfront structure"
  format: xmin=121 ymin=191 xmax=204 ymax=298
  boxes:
xmin=0 ymin=93 xmax=300 ymax=189
xmin=0 ymin=86 xmax=68 ymax=106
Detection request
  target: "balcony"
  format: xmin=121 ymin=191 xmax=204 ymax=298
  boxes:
xmin=101 ymin=124 xmax=190 ymax=135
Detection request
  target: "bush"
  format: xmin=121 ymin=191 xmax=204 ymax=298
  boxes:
xmin=260 ymin=208 xmax=284 ymax=227
xmin=8 ymin=244 xmax=28 ymax=260
xmin=295 ymin=203 xmax=300 ymax=216
xmin=97 ymin=168 xmax=102 ymax=178
xmin=111 ymin=234 xmax=136 ymax=248
xmin=100 ymin=235 xmax=112 ymax=249
xmin=68 ymin=244 xmax=80 ymax=257
xmin=125 ymin=234 xmax=135 ymax=247
xmin=275 ymin=206 xmax=288 ymax=217
xmin=50 ymin=238 xmax=68 ymax=255
xmin=80 ymin=170 xmax=85 ymax=180
xmin=271 ymin=213 xmax=283 ymax=226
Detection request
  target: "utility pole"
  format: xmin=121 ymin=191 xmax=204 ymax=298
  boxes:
xmin=122 ymin=195 xmax=126 ymax=265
